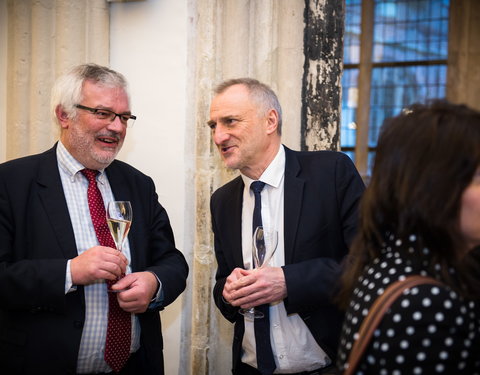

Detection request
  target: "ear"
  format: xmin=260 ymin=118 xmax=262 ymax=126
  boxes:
xmin=265 ymin=109 xmax=279 ymax=135
xmin=55 ymin=105 xmax=70 ymax=129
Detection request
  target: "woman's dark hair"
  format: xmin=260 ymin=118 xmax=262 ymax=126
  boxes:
xmin=338 ymin=100 xmax=480 ymax=307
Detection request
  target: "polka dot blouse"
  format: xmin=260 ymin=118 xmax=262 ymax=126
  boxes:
xmin=337 ymin=234 xmax=480 ymax=374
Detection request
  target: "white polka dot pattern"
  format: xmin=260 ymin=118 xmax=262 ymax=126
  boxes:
xmin=337 ymin=233 xmax=480 ymax=374
xmin=82 ymin=169 xmax=131 ymax=373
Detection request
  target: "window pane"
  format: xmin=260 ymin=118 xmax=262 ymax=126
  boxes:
xmin=368 ymin=64 xmax=447 ymax=146
xmin=367 ymin=151 xmax=376 ymax=181
xmin=373 ymin=0 xmax=450 ymax=63
xmin=342 ymin=150 xmax=356 ymax=164
xmin=341 ymin=68 xmax=359 ymax=148
xmin=344 ymin=0 xmax=362 ymax=64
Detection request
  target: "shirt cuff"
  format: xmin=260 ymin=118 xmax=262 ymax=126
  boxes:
xmin=147 ymin=271 xmax=164 ymax=309
xmin=65 ymin=260 xmax=77 ymax=294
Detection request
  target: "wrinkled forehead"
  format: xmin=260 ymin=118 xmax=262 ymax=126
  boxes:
xmin=211 ymin=84 xmax=257 ymax=111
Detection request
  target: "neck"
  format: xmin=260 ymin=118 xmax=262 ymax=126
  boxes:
xmin=242 ymin=142 xmax=281 ymax=180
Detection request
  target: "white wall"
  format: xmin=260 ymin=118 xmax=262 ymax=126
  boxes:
xmin=109 ymin=1 xmax=190 ymax=374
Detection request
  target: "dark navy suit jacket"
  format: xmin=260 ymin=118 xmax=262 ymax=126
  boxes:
xmin=0 ymin=145 xmax=188 ymax=374
xmin=211 ymin=146 xmax=365 ymax=372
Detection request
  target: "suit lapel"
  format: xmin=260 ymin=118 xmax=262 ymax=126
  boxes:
xmin=283 ymin=148 xmax=304 ymax=265
xmin=105 ymin=163 xmax=139 ymax=269
xmin=224 ymin=177 xmax=245 ymax=268
xmin=105 ymin=163 xmax=130 ymax=201
xmin=232 ymin=180 xmax=244 ymax=267
xmin=36 ymin=147 xmax=78 ymax=259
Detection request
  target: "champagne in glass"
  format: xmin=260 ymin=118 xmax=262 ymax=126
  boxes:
xmin=106 ymin=201 xmax=132 ymax=292
xmin=240 ymin=226 xmax=278 ymax=319
xmin=106 ymin=201 xmax=132 ymax=253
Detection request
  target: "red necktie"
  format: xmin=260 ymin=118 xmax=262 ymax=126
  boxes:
xmin=81 ymin=169 xmax=131 ymax=373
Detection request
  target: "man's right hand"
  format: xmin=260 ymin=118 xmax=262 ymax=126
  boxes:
xmin=70 ymin=246 xmax=128 ymax=285
xmin=222 ymin=267 xmax=250 ymax=305
xmin=223 ymin=266 xmax=287 ymax=308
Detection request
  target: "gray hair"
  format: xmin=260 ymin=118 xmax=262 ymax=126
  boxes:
xmin=50 ymin=63 xmax=129 ymax=126
xmin=214 ymin=78 xmax=283 ymax=134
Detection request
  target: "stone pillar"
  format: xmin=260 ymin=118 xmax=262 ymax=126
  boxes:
xmin=301 ymin=0 xmax=345 ymax=151
xmin=0 ymin=0 xmax=6 ymax=162
xmin=187 ymin=2 xmax=218 ymax=373
xmin=5 ymin=0 xmax=109 ymax=160
xmin=447 ymin=0 xmax=480 ymax=111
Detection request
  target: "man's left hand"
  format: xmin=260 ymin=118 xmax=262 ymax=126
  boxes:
xmin=229 ymin=266 xmax=287 ymax=309
xmin=112 ymin=272 xmax=159 ymax=313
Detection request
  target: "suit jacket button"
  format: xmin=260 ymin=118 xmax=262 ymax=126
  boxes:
xmin=73 ymin=320 xmax=83 ymax=329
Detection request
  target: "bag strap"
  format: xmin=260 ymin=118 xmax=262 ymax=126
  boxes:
xmin=343 ymin=275 xmax=443 ymax=375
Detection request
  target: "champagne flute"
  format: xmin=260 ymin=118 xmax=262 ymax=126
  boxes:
xmin=239 ymin=226 xmax=278 ymax=319
xmin=106 ymin=201 xmax=132 ymax=291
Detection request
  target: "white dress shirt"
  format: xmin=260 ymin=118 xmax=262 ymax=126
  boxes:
xmin=57 ymin=141 xmax=140 ymax=373
xmin=240 ymin=145 xmax=331 ymax=373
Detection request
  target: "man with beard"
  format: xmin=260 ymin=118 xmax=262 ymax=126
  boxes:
xmin=0 ymin=64 xmax=188 ymax=375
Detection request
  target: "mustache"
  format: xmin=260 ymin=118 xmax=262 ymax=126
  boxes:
xmin=97 ymin=131 xmax=121 ymax=141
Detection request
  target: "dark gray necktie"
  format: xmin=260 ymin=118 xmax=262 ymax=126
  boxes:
xmin=250 ymin=181 xmax=276 ymax=375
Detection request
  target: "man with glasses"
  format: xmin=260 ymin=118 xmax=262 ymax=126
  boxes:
xmin=0 ymin=63 xmax=188 ymax=374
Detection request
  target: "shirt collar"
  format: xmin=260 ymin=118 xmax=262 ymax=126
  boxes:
xmin=56 ymin=141 xmax=106 ymax=183
xmin=241 ymin=144 xmax=285 ymax=189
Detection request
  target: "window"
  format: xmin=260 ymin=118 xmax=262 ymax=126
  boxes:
xmin=341 ymin=0 xmax=450 ymax=178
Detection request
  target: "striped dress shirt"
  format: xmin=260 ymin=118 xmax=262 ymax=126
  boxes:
xmin=57 ymin=141 xmax=140 ymax=374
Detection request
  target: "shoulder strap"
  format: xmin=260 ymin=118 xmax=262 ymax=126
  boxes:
xmin=343 ymin=275 xmax=443 ymax=375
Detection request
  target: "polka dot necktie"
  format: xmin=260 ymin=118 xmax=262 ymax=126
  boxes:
xmin=250 ymin=181 xmax=276 ymax=375
xmin=81 ymin=169 xmax=131 ymax=373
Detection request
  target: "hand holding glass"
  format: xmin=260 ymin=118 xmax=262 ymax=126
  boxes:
xmin=239 ymin=227 xmax=278 ymax=319
xmin=106 ymin=201 xmax=132 ymax=291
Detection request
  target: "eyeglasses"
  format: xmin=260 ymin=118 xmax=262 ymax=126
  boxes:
xmin=75 ymin=104 xmax=137 ymax=128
